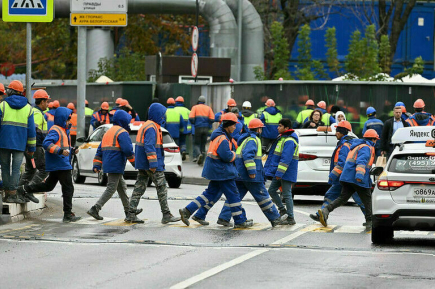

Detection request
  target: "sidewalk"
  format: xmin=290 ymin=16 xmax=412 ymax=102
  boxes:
xmin=182 ymin=160 xmax=209 ymax=186
xmin=1 ymin=194 xmax=46 ymax=224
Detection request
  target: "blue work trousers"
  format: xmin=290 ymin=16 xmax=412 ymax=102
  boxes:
xmin=186 ymin=180 xmax=247 ymax=225
xmin=268 ymin=178 xmax=294 ymax=218
xmin=0 ymin=149 xmax=24 ymax=191
xmin=179 ymin=134 xmax=187 ymax=153
xmin=319 ymin=184 xmax=366 ymax=216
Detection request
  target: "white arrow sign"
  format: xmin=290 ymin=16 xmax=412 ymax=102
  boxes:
xmin=191 ymin=53 xmax=198 ymax=78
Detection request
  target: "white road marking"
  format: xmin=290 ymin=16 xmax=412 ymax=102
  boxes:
xmin=294 ymin=209 xmax=310 ymax=216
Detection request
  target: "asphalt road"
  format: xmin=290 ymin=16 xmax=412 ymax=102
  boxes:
xmin=1 ymin=179 xmax=435 ymax=288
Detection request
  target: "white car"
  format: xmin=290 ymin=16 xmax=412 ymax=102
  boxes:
xmin=72 ymin=122 xmax=183 ymax=188
xmin=293 ymin=128 xmax=357 ymax=195
xmin=371 ymin=127 xmax=435 ymax=244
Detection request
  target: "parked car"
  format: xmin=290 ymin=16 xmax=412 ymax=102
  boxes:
xmin=73 ymin=122 xmax=183 ymax=188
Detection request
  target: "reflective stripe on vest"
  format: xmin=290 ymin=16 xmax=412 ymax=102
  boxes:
xmin=263 ymin=111 xmax=282 ymax=126
xmin=236 ymin=136 xmax=262 ymax=170
xmin=70 ymin=113 xmax=77 ymax=136
xmin=33 ymin=108 xmax=48 ymax=133
xmin=46 ymin=125 xmax=69 ymax=154
xmin=207 ymin=134 xmax=237 ymax=161
xmin=136 ymin=120 xmax=162 ymax=163
xmin=273 ymin=136 xmax=299 ymax=159
xmin=93 ymin=112 xmax=110 ymax=124
xmin=346 ymin=144 xmax=375 ymax=176
xmin=101 ymin=125 xmax=126 ymax=151
xmin=331 ymin=142 xmax=351 ymax=177
xmin=1 ymin=101 xmax=35 ymax=147
xmin=406 ymin=117 xmax=435 ymax=127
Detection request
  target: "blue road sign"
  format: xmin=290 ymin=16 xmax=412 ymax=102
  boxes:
xmin=3 ymin=0 xmax=54 ymax=22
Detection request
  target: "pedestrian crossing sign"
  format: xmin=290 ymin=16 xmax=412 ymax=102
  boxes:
xmin=2 ymin=0 xmax=54 ymax=22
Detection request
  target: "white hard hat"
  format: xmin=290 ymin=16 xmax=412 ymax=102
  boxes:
xmin=242 ymin=101 xmax=252 ymax=108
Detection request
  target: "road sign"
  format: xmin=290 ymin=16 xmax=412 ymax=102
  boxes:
xmin=191 ymin=53 xmax=198 ymax=78
xmin=2 ymin=0 xmax=54 ymax=22
xmin=191 ymin=26 xmax=199 ymax=52
xmin=70 ymin=13 xmax=127 ymax=27
xmin=70 ymin=0 xmax=127 ymax=13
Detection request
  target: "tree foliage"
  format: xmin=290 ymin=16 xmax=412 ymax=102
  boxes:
xmin=325 ymin=27 xmax=339 ymax=77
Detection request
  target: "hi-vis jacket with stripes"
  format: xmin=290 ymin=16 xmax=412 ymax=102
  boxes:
xmin=235 ymin=131 xmax=265 ymax=182
xmin=93 ymin=110 xmax=135 ymax=174
xmin=328 ymin=135 xmax=355 ymax=185
xmin=339 ymin=139 xmax=376 ymax=188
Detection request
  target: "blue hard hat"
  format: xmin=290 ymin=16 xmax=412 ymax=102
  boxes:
xmin=366 ymin=106 xmax=376 ymax=115
xmin=395 ymin=101 xmax=405 ymax=107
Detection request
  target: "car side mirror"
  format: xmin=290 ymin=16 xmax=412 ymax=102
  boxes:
xmin=76 ymin=137 xmax=88 ymax=143
xmin=370 ymin=166 xmax=383 ymax=176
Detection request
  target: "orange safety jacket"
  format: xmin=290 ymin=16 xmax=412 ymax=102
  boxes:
xmin=70 ymin=113 xmax=77 ymax=136
xmin=135 ymin=120 xmax=164 ymax=171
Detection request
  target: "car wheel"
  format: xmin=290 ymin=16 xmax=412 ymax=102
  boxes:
xmin=97 ymin=171 xmax=108 ymax=186
xmin=167 ymin=177 xmax=182 ymax=188
xmin=371 ymin=225 xmax=394 ymax=244
xmin=72 ymin=158 xmax=86 ymax=184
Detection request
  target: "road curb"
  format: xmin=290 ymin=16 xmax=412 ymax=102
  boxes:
xmin=182 ymin=177 xmax=209 ymax=186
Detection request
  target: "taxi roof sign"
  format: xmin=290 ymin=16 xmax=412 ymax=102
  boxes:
xmin=391 ymin=127 xmax=435 ymax=144
xmin=2 ymin=0 xmax=54 ymax=22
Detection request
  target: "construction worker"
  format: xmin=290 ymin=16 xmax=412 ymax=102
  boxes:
xmin=256 ymin=96 xmax=269 ymax=115
xmin=294 ymin=99 xmax=315 ymax=128
xmin=215 ymin=98 xmax=240 ymax=122
xmin=0 ymin=83 xmax=4 ymax=101
xmin=0 ymin=80 xmax=36 ymax=204
xmin=85 ymin=100 xmax=94 ymax=116
xmin=179 ymin=113 xmax=254 ymax=228
xmin=259 ymin=99 xmax=282 ymax=151
xmin=164 ymin=98 xmax=185 ymax=146
xmin=191 ymin=118 xmax=287 ymax=227
xmin=87 ymin=110 xmax=138 ymax=220
xmin=84 ymin=100 xmax=94 ymax=137
xmin=362 ymin=107 xmax=384 ymax=157
xmin=241 ymin=101 xmax=257 ymax=125
xmin=189 ymin=95 xmax=214 ymax=165
xmin=18 ymin=89 xmax=50 ymax=193
xmin=45 ymin=100 xmax=60 ymax=130
xmin=406 ymin=99 xmax=435 ymax=127
xmin=310 ymin=121 xmax=366 ymax=223
xmin=18 ymin=107 xmax=81 ymax=222
xmin=315 ymin=101 xmax=335 ymax=126
xmin=125 ymin=103 xmax=181 ymax=224
xmin=109 ymin=98 xmax=123 ymax=115
xmin=91 ymin=102 xmax=111 ymax=129
xmin=265 ymin=118 xmax=299 ymax=225
xmin=230 ymin=107 xmax=245 ymax=141
xmin=67 ymin=103 xmax=77 ymax=146
xmin=174 ymin=96 xmax=192 ymax=160
xmin=119 ymin=99 xmax=140 ymax=122
xmin=318 ymin=129 xmax=379 ymax=230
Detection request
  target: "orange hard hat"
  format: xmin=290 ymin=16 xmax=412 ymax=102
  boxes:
xmin=337 ymin=120 xmax=352 ymax=131
xmin=363 ymin=129 xmax=380 ymax=140
xmin=48 ymin=102 xmax=53 ymax=109
xmin=101 ymin=102 xmax=109 ymax=110
xmin=401 ymin=106 xmax=406 ymax=113
xmin=305 ymin=99 xmax=315 ymax=106
xmin=175 ymin=96 xmax=184 ymax=102
xmin=248 ymin=118 xmax=265 ymax=129
xmin=317 ymin=101 xmax=326 ymax=109
xmin=67 ymin=102 xmax=75 ymax=110
xmin=52 ymin=100 xmax=60 ymax=108
xmin=85 ymin=99 xmax=89 ymax=105
xmin=7 ymin=80 xmax=24 ymax=93
xmin=413 ymin=99 xmax=425 ymax=108
xmin=227 ymin=99 xmax=237 ymax=107
xmin=0 ymin=83 xmax=5 ymax=95
xmin=33 ymin=89 xmax=50 ymax=99
xmin=115 ymin=98 xmax=123 ymax=105
xmin=266 ymin=99 xmax=275 ymax=107
xmin=119 ymin=99 xmax=129 ymax=106
xmin=167 ymin=98 xmax=175 ymax=105
xmin=221 ymin=112 xmax=238 ymax=123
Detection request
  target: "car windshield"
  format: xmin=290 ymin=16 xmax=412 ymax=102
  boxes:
xmin=389 ymin=153 xmax=435 ymax=174
xmin=129 ymin=131 xmax=174 ymax=144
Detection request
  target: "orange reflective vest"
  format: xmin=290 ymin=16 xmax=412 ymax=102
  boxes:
xmin=406 ymin=116 xmax=435 ymax=127
xmin=137 ymin=120 xmax=162 ymax=164
xmin=346 ymin=144 xmax=375 ymax=176
xmin=70 ymin=113 xmax=77 ymax=136
xmin=46 ymin=125 xmax=70 ymax=154
xmin=207 ymin=134 xmax=237 ymax=162
xmin=93 ymin=111 xmax=111 ymax=124
xmin=331 ymin=142 xmax=351 ymax=177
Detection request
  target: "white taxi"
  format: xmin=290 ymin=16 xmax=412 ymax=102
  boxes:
xmin=371 ymin=127 xmax=435 ymax=244
xmin=72 ymin=122 xmax=183 ymax=188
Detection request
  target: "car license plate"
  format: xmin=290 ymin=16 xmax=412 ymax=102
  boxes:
xmin=322 ymin=159 xmax=330 ymax=166
xmin=413 ymin=188 xmax=435 ymax=198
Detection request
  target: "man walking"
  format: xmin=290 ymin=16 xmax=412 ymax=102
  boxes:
xmin=265 ymin=118 xmax=299 ymax=225
xmin=381 ymin=106 xmax=408 ymax=158
xmin=125 ymin=103 xmax=181 ymax=224
xmin=0 ymin=80 xmax=36 ymax=204
xmin=174 ymin=96 xmax=192 ymax=160
xmin=179 ymin=113 xmax=253 ymax=228
xmin=362 ymin=107 xmax=383 ymax=157
xmin=260 ymin=99 xmax=282 ymax=151
xmin=19 ymin=89 xmax=50 ymax=194
xmin=318 ymin=129 xmax=379 ymax=230
xmin=164 ymin=98 xmax=185 ymax=146
xmin=189 ymin=95 xmax=214 ymax=165
xmin=87 ymin=110 xmax=137 ymax=220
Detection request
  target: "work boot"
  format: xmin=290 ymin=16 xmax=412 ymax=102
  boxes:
xmin=63 ymin=212 xmax=81 ymax=223
xmin=309 ymin=213 xmax=320 ymax=222
xmin=162 ymin=212 xmax=181 ymax=224
xmin=234 ymin=219 xmax=254 ymax=228
xmin=3 ymin=190 xmax=10 ymax=202
xmin=123 ymin=208 xmax=143 ymax=221
xmin=318 ymin=208 xmax=329 ymax=227
xmin=182 ymin=151 xmax=187 ymax=161
xmin=192 ymin=158 xmax=197 ymax=163
xmin=365 ymin=220 xmax=372 ymax=230
xmin=6 ymin=191 xmax=26 ymax=204
xmin=279 ymin=209 xmax=287 ymax=217
xmin=197 ymin=153 xmax=204 ymax=165
xmin=271 ymin=214 xmax=288 ymax=227
xmin=87 ymin=205 xmax=103 ymax=220
xmin=284 ymin=217 xmax=296 ymax=225
xmin=18 ymin=185 xmax=39 ymax=204
xmin=192 ymin=215 xmax=209 ymax=226
xmin=125 ymin=212 xmax=144 ymax=223
xmin=179 ymin=208 xmax=191 ymax=226
xmin=217 ymin=218 xmax=233 ymax=227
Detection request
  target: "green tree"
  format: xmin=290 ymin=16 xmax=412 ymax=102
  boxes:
xmin=325 ymin=27 xmax=339 ymax=77
xmin=296 ymin=24 xmax=314 ymax=80
xmin=379 ymin=34 xmax=391 ymax=74
xmin=394 ymin=56 xmax=425 ymax=80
